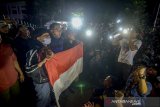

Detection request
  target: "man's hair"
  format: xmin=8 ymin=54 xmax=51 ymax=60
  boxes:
xmin=50 ymin=23 xmax=60 ymax=30
xmin=33 ymin=28 xmax=48 ymax=39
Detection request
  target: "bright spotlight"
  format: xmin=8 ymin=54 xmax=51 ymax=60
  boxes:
xmin=71 ymin=17 xmax=82 ymax=29
xmin=86 ymin=30 xmax=92 ymax=37
xmin=109 ymin=36 xmax=113 ymax=40
xmin=119 ymin=27 xmax=123 ymax=31
xmin=116 ymin=19 xmax=121 ymax=23
xmin=123 ymin=29 xmax=128 ymax=34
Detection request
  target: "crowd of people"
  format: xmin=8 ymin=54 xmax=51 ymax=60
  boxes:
xmin=0 ymin=18 xmax=79 ymax=107
xmin=0 ymin=16 xmax=160 ymax=107
xmin=84 ymin=27 xmax=160 ymax=107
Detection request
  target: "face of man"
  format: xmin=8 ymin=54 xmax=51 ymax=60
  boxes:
xmin=0 ymin=25 xmax=9 ymax=34
xmin=19 ymin=26 xmax=30 ymax=39
xmin=68 ymin=32 xmax=76 ymax=41
xmin=130 ymin=30 xmax=137 ymax=39
xmin=50 ymin=25 xmax=62 ymax=38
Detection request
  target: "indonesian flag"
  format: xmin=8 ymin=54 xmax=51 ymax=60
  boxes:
xmin=45 ymin=43 xmax=83 ymax=107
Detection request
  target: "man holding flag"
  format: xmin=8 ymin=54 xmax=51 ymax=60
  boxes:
xmin=45 ymin=42 xmax=83 ymax=107
xmin=26 ymin=27 xmax=83 ymax=107
xmin=25 ymin=28 xmax=56 ymax=107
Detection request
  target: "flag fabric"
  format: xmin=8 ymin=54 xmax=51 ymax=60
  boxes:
xmin=45 ymin=43 xmax=83 ymax=107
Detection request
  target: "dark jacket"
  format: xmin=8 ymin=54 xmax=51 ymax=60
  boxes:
xmin=14 ymin=37 xmax=42 ymax=71
xmin=0 ymin=32 xmax=14 ymax=45
xmin=25 ymin=48 xmax=49 ymax=84
xmin=63 ymin=40 xmax=79 ymax=50
xmin=49 ymin=34 xmax=64 ymax=53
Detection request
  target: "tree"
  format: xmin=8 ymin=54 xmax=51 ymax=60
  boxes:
xmin=26 ymin=0 xmax=61 ymax=26
xmin=124 ymin=0 xmax=148 ymax=32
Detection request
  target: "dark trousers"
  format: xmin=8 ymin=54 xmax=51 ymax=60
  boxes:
xmin=0 ymin=81 xmax=20 ymax=107
xmin=116 ymin=63 xmax=132 ymax=89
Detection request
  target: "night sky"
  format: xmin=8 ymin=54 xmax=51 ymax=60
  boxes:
xmin=1 ymin=0 xmax=159 ymax=11
xmin=1 ymin=0 xmax=159 ymax=15
xmin=0 ymin=0 xmax=159 ymax=24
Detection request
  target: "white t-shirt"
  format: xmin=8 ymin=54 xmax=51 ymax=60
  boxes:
xmin=118 ymin=38 xmax=142 ymax=65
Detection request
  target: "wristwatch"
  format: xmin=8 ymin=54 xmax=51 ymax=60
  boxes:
xmin=139 ymin=75 xmax=146 ymax=79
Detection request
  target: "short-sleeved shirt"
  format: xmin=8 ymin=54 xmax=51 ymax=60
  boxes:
xmin=118 ymin=38 xmax=142 ymax=65
xmin=0 ymin=44 xmax=18 ymax=92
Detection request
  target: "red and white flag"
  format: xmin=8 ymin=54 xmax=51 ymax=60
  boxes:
xmin=45 ymin=43 xmax=83 ymax=107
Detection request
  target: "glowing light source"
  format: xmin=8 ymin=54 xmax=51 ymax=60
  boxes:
xmin=119 ymin=27 xmax=123 ymax=31
xmin=71 ymin=17 xmax=82 ymax=29
xmin=109 ymin=36 xmax=113 ymax=40
xmin=77 ymin=84 xmax=85 ymax=94
xmin=86 ymin=29 xmax=92 ymax=37
xmin=116 ymin=19 xmax=121 ymax=23
xmin=123 ymin=29 xmax=128 ymax=34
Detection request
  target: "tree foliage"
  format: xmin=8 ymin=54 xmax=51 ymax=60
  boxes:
xmin=124 ymin=0 xmax=148 ymax=32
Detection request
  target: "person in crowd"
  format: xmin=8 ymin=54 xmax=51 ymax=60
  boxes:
xmin=87 ymin=49 xmax=107 ymax=87
xmin=150 ymin=76 xmax=160 ymax=97
xmin=25 ymin=28 xmax=56 ymax=107
xmin=111 ymin=66 xmax=152 ymax=107
xmin=49 ymin=23 xmax=64 ymax=53
xmin=27 ymin=26 xmax=35 ymax=38
xmin=0 ymin=20 xmax=13 ymax=45
xmin=14 ymin=25 xmax=41 ymax=71
xmin=112 ymin=28 xmax=142 ymax=88
xmin=103 ymin=76 xmax=116 ymax=97
xmin=14 ymin=25 xmax=31 ymax=71
xmin=0 ymin=34 xmax=24 ymax=107
xmin=61 ymin=24 xmax=68 ymax=38
xmin=5 ymin=18 xmax=18 ymax=39
xmin=63 ymin=29 xmax=79 ymax=50
xmin=145 ymin=68 xmax=160 ymax=97
xmin=89 ymin=76 xmax=115 ymax=107
xmin=14 ymin=25 xmax=40 ymax=107
xmin=125 ymin=66 xmax=152 ymax=107
xmin=133 ymin=30 xmax=160 ymax=97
